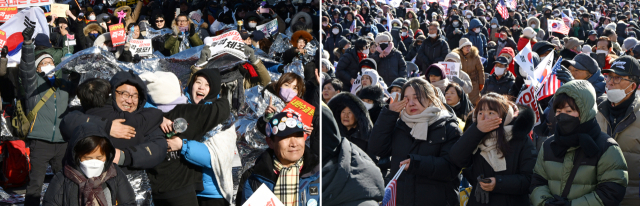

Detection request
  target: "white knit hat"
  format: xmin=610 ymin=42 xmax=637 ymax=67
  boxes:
xmin=459 ymin=38 xmax=472 ymax=48
xmin=523 ymin=27 xmax=537 ymax=39
xmin=139 ymin=72 xmax=182 ymax=105
xmin=375 ymin=32 xmax=392 ymax=44
xmin=622 ymin=37 xmax=638 ymax=51
xmin=605 ymin=23 xmax=617 ymax=31
xmin=582 ymin=45 xmax=592 ymax=54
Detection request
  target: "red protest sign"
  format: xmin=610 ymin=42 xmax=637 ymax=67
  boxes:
xmin=108 ymin=23 xmax=126 ymax=47
xmin=0 ymin=30 xmax=6 ymax=49
xmin=281 ymin=96 xmax=315 ymax=138
xmin=0 ymin=7 xmax=17 ymax=22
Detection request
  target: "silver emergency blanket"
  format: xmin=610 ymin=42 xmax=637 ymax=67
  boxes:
xmin=126 ymin=170 xmax=153 ymax=206
xmin=268 ymin=33 xmax=292 ymax=60
xmin=1 ymin=114 xmax=11 ymax=137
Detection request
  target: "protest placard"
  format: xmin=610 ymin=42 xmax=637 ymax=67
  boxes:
xmin=0 ymin=0 xmax=51 ymax=8
xmin=0 ymin=7 xmax=17 ymax=22
xmin=281 ymin=96 xmax=315 ymax=138
xmin=129 ymin=39 xmax=152 ymax=56
xmin=255 ymin=19 xmax=278 ymax=37
xmin=50 ymin=3 xmax=68 ymax=18
xmin=109 ymin=23 xmax=126 ymax=46
xmin=438 ymin=62 xmax=460 ymax=79
xmin=241 ymin=184 xmax=284 ymax=206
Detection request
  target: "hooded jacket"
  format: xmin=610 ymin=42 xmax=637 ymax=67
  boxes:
xmin=483 ymin=69 xmax=516 ymax=96
xmin=42 ymin=123 xmax=136 ymax=206
xmin=417 ymin=32 xmax=450 ymax=72
xmin=326 ymin=24 xmax=347 ymax=63
xmin=371 ymin=47 xmax=407 ymax=85
xmin=327 ymin=92 xmax=374 ymax=160
xmin=533 ymin=81 xmax=628 ymax=206
xmin=321 ymin=105 xmax=384 ymax=206
xmin=424 ymin=63 xmax=449 ymax=92
xmin=75 ymin=22 xmax=104 ymax=52
xmin=165 ymin=17 xmax=204 ymax=55
xmin=148 ymin=68 xmax=231 ymax=197
xmin=450 ymin=105 xmax=537 ymax=206
xmin=335 ymin=48 xmax=362 ymax=89
xmin=463 ymin=19 xmax=488 ymax=57
xmin=454 ymin=47 xmax=485 ymax=105
xmin=369 ymin=105 xmax=462 ymax=206
xmin=445 ymin=15 xmax=465 ymax=48
xmin=114 ymin=4 xmax=142 ymax=29
xmin=405 ymin=11 xmax=420 ymax=31
xmin=527 ymin=17 xmax=546 ymax=42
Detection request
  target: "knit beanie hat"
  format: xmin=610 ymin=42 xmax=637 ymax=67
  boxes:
xmin=622 ymin=37 xmax=639 ymax=51
xmin=459 ymin=38 xmax=472 ymax=48
xmin=554 ymin=80 xmax=597 ymax=123
xmin=375 ymin=32 xmax=392 ymax=44
xmin=563 ymin=37 xmax=584 ymax=50
xmin=444 ymin=52 xmax=461 ymax=63
xmin=139 ymin=71 xmax=182 ymax=105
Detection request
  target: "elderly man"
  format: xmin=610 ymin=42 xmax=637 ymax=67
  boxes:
xmin=236 ymin=112 xmax=319 ymax=206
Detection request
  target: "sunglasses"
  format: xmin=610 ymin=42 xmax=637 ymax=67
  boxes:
xmin=156 ymin=20 xmax=165 ymax=23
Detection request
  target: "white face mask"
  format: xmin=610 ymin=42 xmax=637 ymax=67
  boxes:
xmin=466 ymin=14 xmax=472 ymax=18
xmin=40 ymin=65 xmax=56 ymax=74
xmin=453 ymin=21 xmax=459 ymax=27
xmin=402 ymin=32 xmax=408 ymax=36
xmin=491 ymin=24 xmax=497 ymax=28
xmin=332 ymin=28 xmax=339 ymax=34
xmin=531 ymin=24 xmax=536 ymax=28
xmin=80 ymin=159 xmax=105 ymax=178
xmin=611 ymin=17 xmax=616 ymax=21
xmin=428 ymin=33 xmax=437 ymax=38
xmin=89 ymin=15 xmax=96 ymax=20
xmin=606 ymin=83 xmax=633 ymax=103
xmin=389 ymin=92 xmax=401 ymax=101
xmin=362 ymin=101 xmax=374 ymax=110
xmin=596 ymin=50 xmax=609 ymax=54
xmin=323 ymin=22 xmax=327 ymax=26
xmin=474 ymin=28 xmax=481 ymax=33
xmin=248 ymin=22 xmax=257 ymax=28
xmin=494 ymin=67 xmax=506 ymax=75
xmin=361 ymin=49 xmax=369 ymax=55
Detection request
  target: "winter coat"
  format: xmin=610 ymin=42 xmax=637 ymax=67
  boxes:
xmin=401 ymin=35 xmax=415 ymax=52
xmin=325 ymin=24 xmax=347 ymax=62
xmin=369 ymin=106 xmax=462 ymax=206
xmin=405 ymin=41 xmax=420 ymax=61
xmin=579 ymin=20 xmax=593 ymax=40
xmin=42 ymin=123 xmax=136 ymax=206
xmin=322 ymin=104 xmax=384 ymax=206
xmin=236 ymin=148 xmax=319 ymax=206
xmin=405 ymin=11 xmax=420 ymax=31
xmin=416 ymin=34 xmax=450 ymax=72
xmin=336 ymin=48 xmax=361 ymax=89
xmin=596 ymin=93 xmax=640 ymax=206
xmin=341 ymin=18 xmax=364 ymax=33
xmin=586 ymin=69 xmax=607 ymax=103
xmin=58 ymin=71 xmax=167 ymax=175
xmin=19 ymin=41 xmax=79 ymax=143
xmin=165 ymin=18 xmax=204 ymax=55
xmin=454 ymin=47 xmax=485 ymax=105
xmin=527 ymin=17 xmax=546 ymax=42
xmin=444 ymin=15 xmax=465 ymax=48
xmin=517 ymin=37 xmax=537 ymax=51
xmin=494 ymin=38 xmax=518 ymax=59
xmin=390 ymin=26 xmax=408 ymax=54
xmin=327 ymin=92 xmax=374 ymax=159
xmin=482 ymin=71 xmax=516 ymax=95
xmin=463 ymin=19 xmax=488 ymax=57
xmin=450 ymin=106 xmax=537 ymax=206
xmin=372 ymin=48 xmax=407 ymax=85
xmin=74 ymin=21 xmax=103 ymax=52
xmin=114 ymin=3 xmax=143 ymax=29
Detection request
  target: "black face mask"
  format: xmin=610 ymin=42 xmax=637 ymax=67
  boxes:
xmin=556 ymin=113 xmax=581 ymax=134
xmin=545 ymin=12 xmax=551 ymax=17
xmin=379 ymin=43 xmax=389 ymax=50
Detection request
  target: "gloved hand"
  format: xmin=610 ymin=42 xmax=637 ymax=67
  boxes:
xmin=544 ymin=195 xmax=571 ymax=206
xmin=133 ymin=54 xmax=141 ymax=63
xmin=555 ymin=65 xmax=574 ymax=84
xmin=450 ymin=76 xmax=466 ymax=88
xmin=475 ymin=175 xmax=490 ymax=204
xmin=124 ymin=42 xmax=131 ymax=51
xmin=22 ymin=20 xmax=36 ymax=45
xmin=189 ymin=23 xmax=196 ymax=37
xmin=1 ymin=46 xmax=8 ymax=58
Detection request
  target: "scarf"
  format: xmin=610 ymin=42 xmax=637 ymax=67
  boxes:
xmin=63 ymin=164 xmax=117 ymax=206
xmin=273 ymin=157 xmax=304 ymax=206
xmin=156 ymin=95 xmax=188 ymax=113
xmin=376 ymin=42 xmax=394 ymax=58
xmin=550 ymin=118 xmax=602 ymax=158
xmin=474 ymin=106 xmax=515 ymax=172
xmin=400 ymin=106 xmax=448 ymax=140
xmin=431 ymin=78 xmax=450 ymax=93
xmin=357 ymin=52 xmax=368 ymax=62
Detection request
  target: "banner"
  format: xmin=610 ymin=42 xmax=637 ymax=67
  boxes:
xmin=281 ymin=96 xmax=315 ymax=139
xmin=241 ymin=184 xmax=284 ymax=206
xmin=0 ymin=7 xmax=50 ymax=64
xmin=515 ymin=85 xmax=541 ymax=126
xmin=0 ymin=7 xmax=17 ymax=22
xmin=114 ymin=0 xmax=137 ymax=7
xmin=129 ymin=39 xmax=152 ymax=56
xmin=377 ymin=0 xmax=402 ymax=7
xmin=108 ymin=23 xmax=126 ymax=46
xmin=0 ymin=30 xmax=6 ymax=48
xmin=438 ymin=62 xmax=460 ymax=78
xmin=50 ymin=3 xmax=67 ymax=17
xmin=0 ymin=0 xmax=50 ymax=8
xmin=205 ymin=30 xmax=247 ymax=61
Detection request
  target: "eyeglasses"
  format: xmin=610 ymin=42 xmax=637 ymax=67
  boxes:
xmin=156 ymin=20 xmax=165 ymax=23
xmin=177 ymin=20 xmax=189 ymax=23
xmin=115 ymin=90 xmax=139 ymax=100
xmin=605 ymin=75 xmax=634 ymax=84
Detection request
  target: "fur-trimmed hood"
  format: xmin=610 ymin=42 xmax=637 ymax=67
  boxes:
xmin=509 ymin=104 xmax=536 ymax=140
xmin=453 ymin=46 xmax=479 ymax=59
xmin=290 ymin=12 xmax=313 ymax=29
xmin=327 ymin=92 xmax=373 ymax=142
xmin=83 ymin=23 xmax=104 ymax=36
xmin=527 ymin=17 xmax=541 ymax=30
xmin=114 ymin=6 xmax=133 ymax=21
xmin=291 ymin=30 xmax=313 ymax=45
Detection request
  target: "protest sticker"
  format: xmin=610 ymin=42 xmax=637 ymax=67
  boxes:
xmin=281 ymin=96 xmax=315 ymax=138
xmin=255 ymin=18 xmax=278 ymax=37
xmin=108 ymin=23 xmax=126 ymax=46
xmin=0 ymin=7 xmax=17 ymax=22
xmin=50 ymin=3 xmax=68 ymax=18
xmin=129 ymin=39 xmax=152 ymax=56
xmin=439 ymin=62 xmax=460 ymax=78
xmin=242 ymin=184 xmax=284 ymax=206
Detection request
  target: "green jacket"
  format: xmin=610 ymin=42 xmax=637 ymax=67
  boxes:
xmin=530 ymin=134 xmax=628 ymax=206
xmin=18 ymin=43 xmax=78 ymax=143
xmin=35 ymin=40 xmax=74 ymax=65
xmin=164 ymin=33 xmax=203 ymax=56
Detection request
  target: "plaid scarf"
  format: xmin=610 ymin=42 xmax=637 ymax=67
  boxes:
xmin=273 ymin=157 xmax=304 ymax=206
xmin=64 ymin=164 xmax=117 ymax=206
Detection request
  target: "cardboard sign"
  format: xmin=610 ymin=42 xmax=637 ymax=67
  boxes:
xmin=0 ymin=0 xmax=50 ymax=8
xmin=0 ymin=7 xmax=17 ymax=22
xmin=206 ymin=30 xmax=247 ymax=60
xmin=241 ymin=184 xmax=284 ymax=206
xmin=515 ymin=85 xmax=540 ymax=126
xmin=108 ymin=23 xmax=126 ymax=46
xmin=438 ymin=62 xmax=460 ymax=78
xmin=129 ymin=39 xmax=152 ymax=56
xmin=50 ymin=3 xmax=68 ymax=18
xmin=255 ymin=19 xmax=278 ymax=37
xmin=281 ymin=96 xmax=315 ymax=138
xmin=0 ymin=30 xmax=6 ymax=48
xmin=115 ymin=0 xmax=136 ymax=7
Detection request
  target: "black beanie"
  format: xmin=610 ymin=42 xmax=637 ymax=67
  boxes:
xmin=357 ymin=85 xmax=385 ymax=103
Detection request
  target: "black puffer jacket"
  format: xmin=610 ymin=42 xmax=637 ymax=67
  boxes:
xmin=43 ymin=123 xmax=136 ymax=206
xmin=325 ymin=24 xmax=348 ymax=63
xmin=335 ymin=48 xmax=361 ymax=89
xmin=482 ymin=71 xmax=516 ymax=95
xmin=371 ymin=48 xmax=407 ymax=85
xmin=369 ymin=106 xmax=462 ymax=206
xmin=416 ymin=34 xmax=450 ymax=72
xmin=450 ymin=105 xmax=537 ymax=206
xmin=327 ymin=92 xmax=374 ymax=159
xmin=444 ymin=15 xmax=464 ymax=48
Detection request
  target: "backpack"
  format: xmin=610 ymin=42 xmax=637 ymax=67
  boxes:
xmin=11 ymin=87 xmax=56 ymax=139
xmin=0 ymin=139 xmax=31 ymax=188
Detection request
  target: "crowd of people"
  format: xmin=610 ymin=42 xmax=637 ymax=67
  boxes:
xmin=0 ymin=0 xmax=321 ymax=205
xmin=321 ymin=0 xmax=640 ymax=205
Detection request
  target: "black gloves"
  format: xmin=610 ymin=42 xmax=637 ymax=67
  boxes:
xmin=22 ymin=24 xmax=35 ymax=45
xmin=475 ymin=175 xmax=491 ymax=204
xmin=2 ymin=46 xmax=8 ymax=58
xmin=189 ymin=23 xmax=196 ymax=37
xmin=544 ymin=195 xmax=571 ymax=206
xmin=555 ymin=65 xmax=574 ymax=84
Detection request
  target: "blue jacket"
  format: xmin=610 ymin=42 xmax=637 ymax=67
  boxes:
xmin=182 ymin=140 xmax=224 ymax=198
xmin=463 ymin=19 xmax=487 ymax=58
xmin=237 ymin=148 xmax=320 ymax=206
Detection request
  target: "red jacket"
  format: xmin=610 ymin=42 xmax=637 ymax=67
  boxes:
xmin=490 ymin=47 xmax=516 ymax=75
xmin=517 ymin=37 xmax=537 ymax=52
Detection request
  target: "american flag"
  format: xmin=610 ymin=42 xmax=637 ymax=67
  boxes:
xmin=497 ymin=0 xmax=509 ymax=19
xmin=536 ymin=57 xmax=563 ymax=100
xmin=548 ymin=20 xmax=571 ymax=35
xmin=506 ymin=0 xmax=517 ymax=9
xmin=561 ymin=12 xmax=574 ymax=27
xmin=381 ymin=164 xmax=406 ymax=206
